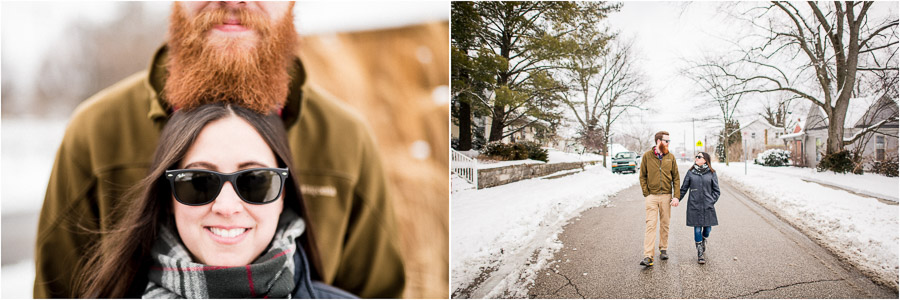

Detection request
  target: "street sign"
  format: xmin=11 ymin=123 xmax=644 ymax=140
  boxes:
xmin=696 ymin=140 xmax=703 ymax=147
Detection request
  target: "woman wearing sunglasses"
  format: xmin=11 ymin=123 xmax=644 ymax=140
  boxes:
xmin=75 ymin=103 xmax=355 ymax=298
xmin=677 ymin=151 xmax=720 ymax=264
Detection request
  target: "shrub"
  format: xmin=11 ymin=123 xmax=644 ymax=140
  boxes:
xmin=480 ymin=141 xmax=549 ymax=162
xmin=754 ymin=149 xmax=791 ymax=167
xmin=871 ymin=155 xmax=899 ymax=177
xmin=817 ymin=150 xmax=862 ymax=174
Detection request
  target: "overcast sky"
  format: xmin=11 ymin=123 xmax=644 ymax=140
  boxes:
xmin=600 ymin=1 xmax=897 ymax=155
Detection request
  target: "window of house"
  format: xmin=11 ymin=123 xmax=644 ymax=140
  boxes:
xmin=876 ymin=135 xmax=885 ymax=161
xmin=816 ymin=138 xmax=822 ymax=162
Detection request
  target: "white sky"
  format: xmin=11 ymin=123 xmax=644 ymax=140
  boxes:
xmin=0 ymin=1 xmax=449 ymax=105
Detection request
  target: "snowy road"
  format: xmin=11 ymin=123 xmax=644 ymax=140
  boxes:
xmin=527 ymin=175 xmax=897 ymax=298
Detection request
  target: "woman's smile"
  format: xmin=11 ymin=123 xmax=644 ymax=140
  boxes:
xmin=205 ymin=226 xmax=252 ymax=244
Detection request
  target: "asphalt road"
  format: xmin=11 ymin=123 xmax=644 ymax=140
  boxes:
xmin=528 ymin=173 xmax=898 ymax=298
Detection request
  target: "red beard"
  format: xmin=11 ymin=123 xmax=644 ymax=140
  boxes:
xmin=164 ymin=3 xmax=298 ymax=114
xmin=657 ymin=143 xmax=669 ymax=155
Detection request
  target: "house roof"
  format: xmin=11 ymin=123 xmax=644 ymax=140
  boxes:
xmin=737 ymin=117 xmax=783 ymax=132
xmin=779 ymin=131 xmax=805 ymax=140
xmin=805 ymin=95 xmax=880 ymax=131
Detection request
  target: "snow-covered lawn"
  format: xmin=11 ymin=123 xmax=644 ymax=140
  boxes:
xmin=733 ymin=162 xmax=897 ymax=202
xmin=451 ymin=165 xmax=637 ymax=298
xmin=717 ymin=162 xmax=899 ymax=289
xmin=454 ymin=149 xmax=609 ymax=170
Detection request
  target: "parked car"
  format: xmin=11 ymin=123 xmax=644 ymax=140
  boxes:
xmin=612 ymin=151 xmax=639 ymax=174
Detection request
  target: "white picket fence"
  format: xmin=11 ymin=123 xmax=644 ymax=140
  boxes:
xmin=451 ymin=149 xmax=478 ymax=188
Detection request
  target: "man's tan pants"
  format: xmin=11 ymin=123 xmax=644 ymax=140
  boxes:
xmin=644 ymin=194 xmax=672 ymax=258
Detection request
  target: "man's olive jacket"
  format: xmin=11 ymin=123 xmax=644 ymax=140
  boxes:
xmin=638 ymin=148 xmax=682 ymax=199
xmin=33 ymin=46 xmax=405 ymax=298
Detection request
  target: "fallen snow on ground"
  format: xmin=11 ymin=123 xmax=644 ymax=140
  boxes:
xmin=735 ymin=162 xmax=897 ymax=202
xmin=2 ymin=259 xmax=35 ymax=299
xmin=452 ymin=172 xmax=475 ymax=192
xmin=546 ymin=150 xmax=605 ymax=164
xmin=717 ymin=162 xmax=899 ymax=289
xmin=451 ymin=165 xmax=637 ymax=298
xmin=464 ymin=149 xmax=607 ymax=170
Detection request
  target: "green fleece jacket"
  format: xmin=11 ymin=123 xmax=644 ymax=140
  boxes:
xmin=639 ymin=147 xmax=681 ymax=199
xmin=33 ymin=46 xmax=405 ymax=298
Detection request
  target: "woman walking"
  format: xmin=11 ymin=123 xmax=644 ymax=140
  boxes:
xmin=677 ymin=152 xmax=720 ymax=264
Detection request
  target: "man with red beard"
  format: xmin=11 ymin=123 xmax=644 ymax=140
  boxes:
xmin=638 ymin=131 xmax=681 ymax=267
xmin=34 ymin=2 xmax=404 ymax=298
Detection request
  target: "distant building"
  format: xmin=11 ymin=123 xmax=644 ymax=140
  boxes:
xmin=738 ymin=118 xmax=788 ymax=159
xmin=780 ymin=94 xmax=899 ymax=169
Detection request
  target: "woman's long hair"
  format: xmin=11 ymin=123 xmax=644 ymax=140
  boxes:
xmin=689 ymin=151 xmax=716 ymax=173
xmin=76 ymin=103 xmax=322 ymax=298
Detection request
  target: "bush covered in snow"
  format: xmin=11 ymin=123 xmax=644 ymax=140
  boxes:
xmin=481 ymin=141 xmax=549 ymax=162
xmin=754 ymin=149 xmax=791 ymax=167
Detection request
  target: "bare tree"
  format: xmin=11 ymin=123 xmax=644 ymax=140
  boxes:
xmin=759 ymin=91 xmax=802 ymax=131
xmin=557 ymin=32 xmax=649 ymax=166
xmin=686 ymin=55 xmax=748 ymax=165
xmin=714 ymin=2 xmax=898 ymax=158
xmin=617 ymin=118 xmax=655 ymax=153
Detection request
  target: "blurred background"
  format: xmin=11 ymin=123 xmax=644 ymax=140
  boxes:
xmin=0 ymin=1 xmax=449 ymax=298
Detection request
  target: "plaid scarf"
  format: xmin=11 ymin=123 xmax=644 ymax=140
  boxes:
xmin=143 ymin=210 xmax=304 ymax=298
xmin=690 ymin=163 xmax=710 ymax=175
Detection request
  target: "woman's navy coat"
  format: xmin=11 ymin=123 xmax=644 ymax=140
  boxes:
xmin=678 ymin=168 xmax=721 ymax=227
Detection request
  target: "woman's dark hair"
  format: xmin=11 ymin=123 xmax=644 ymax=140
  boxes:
xmin=690 ymin=151 xmax=716 ymax=173
xmin=76 ymin=103 xmax=322 ymax=298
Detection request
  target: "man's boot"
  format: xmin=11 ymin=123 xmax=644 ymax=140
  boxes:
xmin=659 ymin=250 xmax=668 ymax=260
xmin=696 ymin=242 xmax=705 ymax=264
xmin=702 ymin=236 xmax=708 ymax=253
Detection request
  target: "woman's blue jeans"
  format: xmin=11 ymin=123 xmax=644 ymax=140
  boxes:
xmin=694 ymin=226 xmax=711 ymax=242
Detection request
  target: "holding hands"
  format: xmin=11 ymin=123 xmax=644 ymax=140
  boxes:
xmin=670 ymin=197 xmax=680 ymax=207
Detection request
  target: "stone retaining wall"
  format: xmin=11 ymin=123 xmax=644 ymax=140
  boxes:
xmin=477 ymin=160 xmax=603 ymax=189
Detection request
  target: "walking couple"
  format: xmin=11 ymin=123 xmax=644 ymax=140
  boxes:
xmin=638 ymin=131 xmax=721 ymax=266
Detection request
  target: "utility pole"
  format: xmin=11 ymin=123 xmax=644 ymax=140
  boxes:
xmin=692 ymin=118 xmax=696 ymax=158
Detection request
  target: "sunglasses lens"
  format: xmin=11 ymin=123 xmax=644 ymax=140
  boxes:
xmin=235 ymin=170 xmax=283 ymax=204
xmin=173 ymin=171 xmax=221 ymax=205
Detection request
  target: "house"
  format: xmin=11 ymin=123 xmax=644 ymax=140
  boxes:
xmin=779 ymin=94 xmax=899 ymax=168
xmin=736 ymin=118 xmax=788 ymax=159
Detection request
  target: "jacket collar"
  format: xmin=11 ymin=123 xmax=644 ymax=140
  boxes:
xmin=144 ymin=44 xmax=308 ymax=127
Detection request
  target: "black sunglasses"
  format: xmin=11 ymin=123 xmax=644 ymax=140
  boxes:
xmin=662 ymin=139 xmax=670 ymax=144
xmin=165 ymin=167 xmax=289 ymax=206
xmin=695 ymin=155 xmax=704 ymax=159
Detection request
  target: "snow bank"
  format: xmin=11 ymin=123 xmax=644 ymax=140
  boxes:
xmin=452 ymin=172 xmax=475 ymax=192
xmin=546 ymin=150 xmax=605 ymax=164
xmin=2 ymin=118 xmax=68 ymax=215
xmin=451 ymin=165 xmax=637 ymax=298
xmin=717 ymin=163 xmax=899 ymax=289
xmin=1 ymin=259 xmax=35 ymax=298
xmin=467 ymin=149 xmax=607 ymax=170
xmin=740 ymin=163 xmax=897 ymax=202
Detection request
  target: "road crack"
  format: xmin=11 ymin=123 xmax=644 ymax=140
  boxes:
xmin=551 ymin=272 xmax=587 ymax=299
xmin=729 ymin=279 xmax=845 ymax=298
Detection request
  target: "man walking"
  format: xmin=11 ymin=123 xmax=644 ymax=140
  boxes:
xmin=638 ymin=131 xmax=681 ymax=266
